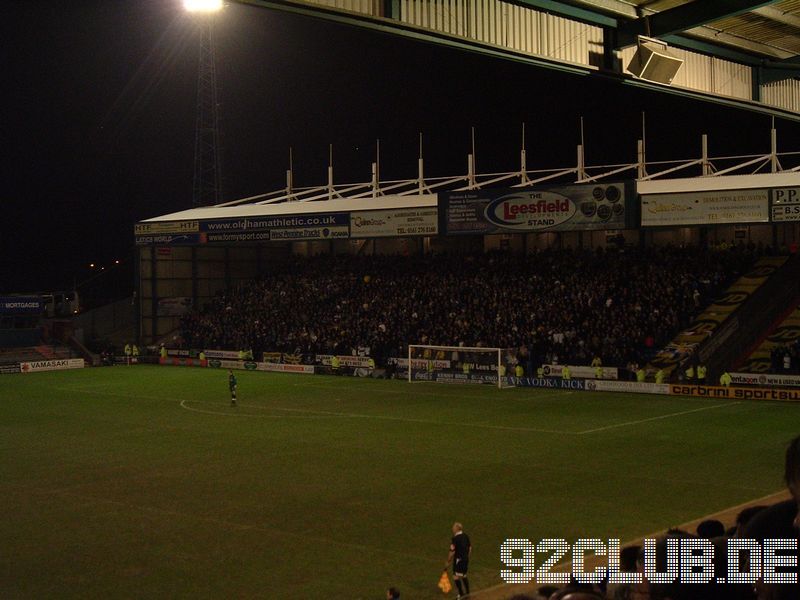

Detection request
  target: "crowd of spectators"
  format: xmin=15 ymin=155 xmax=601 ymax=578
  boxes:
xmin=771 ymin=341 xmax=800 ymax=375
xmin=180 ymin=244 xmax=757 ymax=368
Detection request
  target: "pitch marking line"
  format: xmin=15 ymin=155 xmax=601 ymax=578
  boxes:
xmin=179 ymin=399 xmax=347 ymax=419
xmin=182 ymin=398 xmax=574 ymax=434
xmin=577 ymin=401 xmax=742 ymax=434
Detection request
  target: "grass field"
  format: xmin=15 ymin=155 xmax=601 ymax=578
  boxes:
xmin=2 ymin=366 xmax=799 ymax=599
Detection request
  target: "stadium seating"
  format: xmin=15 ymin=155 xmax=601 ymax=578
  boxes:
xmin=180 ymin=245 xmax=759 ymax=369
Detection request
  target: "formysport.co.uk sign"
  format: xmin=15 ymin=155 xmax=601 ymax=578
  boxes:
xmin=443 ymin=183 xmax=632 ymax=234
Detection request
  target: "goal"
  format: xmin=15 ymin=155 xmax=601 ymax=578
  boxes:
xmin=406 ymin=344 xmax=517 ymax=389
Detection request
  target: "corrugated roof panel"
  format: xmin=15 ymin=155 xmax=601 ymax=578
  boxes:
xmin=141 ymin=195 xmax=439 ymax=224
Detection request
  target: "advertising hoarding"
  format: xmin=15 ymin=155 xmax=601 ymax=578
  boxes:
xmin=443 ymin=183 xmax=631 ymax=234
xmin=350 ymin=208 xmax=438 ymax=238
xmin=641 ymin=189 xmax=770 ymax=226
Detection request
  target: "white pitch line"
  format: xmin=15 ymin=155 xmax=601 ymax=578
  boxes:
xmin=59 ymin=387 xmax=575 ymax=434
xmin=207 ymin=402 xmax=576 ymax=435
xmin=577 ymin=401 xmax=742 ymax=434
xmin=179 ymin=399 xmax=347 ymax=419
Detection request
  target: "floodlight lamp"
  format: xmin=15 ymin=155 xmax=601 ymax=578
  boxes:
xmin=184 ymin=0 xmax=223 ymax=13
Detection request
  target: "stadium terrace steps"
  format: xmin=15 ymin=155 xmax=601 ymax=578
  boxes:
xmin=649 ymin=255 xmax=792 ymax=377
xmin=737 ymin=299 xmax=800 ymax=373
xmin=0 ymin=346 xmax=49 ymax=363
xmin=34 ymin=345 xmax=56 ymax=359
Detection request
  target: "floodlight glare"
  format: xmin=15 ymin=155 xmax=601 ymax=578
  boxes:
xmin=184 ymin=0 xmax=223 ymax=12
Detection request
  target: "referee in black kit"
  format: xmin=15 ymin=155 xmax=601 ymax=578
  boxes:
xmin=445 ymin=522 xmax=471 ymax=598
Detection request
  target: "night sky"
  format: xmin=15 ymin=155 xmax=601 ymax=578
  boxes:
xmin=2 ymin=0 xmax=799 ymax=298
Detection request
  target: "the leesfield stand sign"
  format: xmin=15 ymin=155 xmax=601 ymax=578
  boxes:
xmin=443 ymin=183 xmax=633 ymax=234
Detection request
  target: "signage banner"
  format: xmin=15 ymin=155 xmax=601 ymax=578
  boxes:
xmin=412 ymin=371 xmax=498 ymax=384
xmin=204 ymin=231 xmax=271 ymax=243
xmin=268 ymin=226 xmax=348 ymax=241
xmin=0 ymin=296 xmax=44 ymax=314
xmin=585 ymin=380 xmax=670 ymax=395
xmin=729 ymin=372 xmax=800 ymax=388
xmin=135 ymin=221 xmax=199 ymax=235
xmin=135 ymin=233 xmax=205 ymax=246
xmin=258 ymin=362 xmax=315 ymax=374
xmin=157 ymin=297 xmax=192 ymax=317
xmin=508 ymin=377 xmax=586 ymax=390
xmin=670 ymin=384 xmax=800 ymax=402
xmin=169 ymin=357 xmax=313 ymax=374
xmin=771 ymin=187 xmax=800 ymax=222
xmin=389 ymin=357 xmax=451 ymax=370
xmin=641 ymin=189 xmax=770 ymax=226
xmin=20 ymin=358 xmax=84 ymax=373
xmin=136 ymin=213 xmax=350 ymax=244
xmin=204 ymin=359 xmax=244 ymax=369
xmin=202 ymin=213 xmax=349 ymax=242
xmin=350 ymin=208 xmax=438 ymax=238
xmin=204 ymin=350 xmax=242 ymax=360
xmin=318 ymin=355 xmax=373 ymax=368
xmin=443 ymin=183 xmax=631 ymax=234
xmin=0 ymin=363 xmax=20 ymax=374
xmin=542 ymin=364 xmax=618 ymax=380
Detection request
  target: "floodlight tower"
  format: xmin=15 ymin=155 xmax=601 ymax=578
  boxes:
xmin=185 ymin=0 xmax=223 ymax=206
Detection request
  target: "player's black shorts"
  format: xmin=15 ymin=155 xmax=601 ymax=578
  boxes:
xmin=453 ymin=558 xmax=468 ymax=576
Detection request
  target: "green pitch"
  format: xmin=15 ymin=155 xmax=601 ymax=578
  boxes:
xmin=2 ymin=366 xmax=798 ymax=599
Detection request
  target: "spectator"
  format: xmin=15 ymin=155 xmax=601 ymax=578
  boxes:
xmin=180 ymin=245 xmax=756 ymax=369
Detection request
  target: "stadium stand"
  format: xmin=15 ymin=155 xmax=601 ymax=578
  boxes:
xmin=738 ymin=303 xmax=800 ymax=374
xmin=180 ymin=244 xmax=759 ymax=369
xmin=648 ymin=255 xmax=790 ymax=377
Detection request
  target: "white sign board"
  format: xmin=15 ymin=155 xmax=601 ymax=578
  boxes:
xmin=350 ymin=208 xmax=438 ymax=238
xmin=641 ymin=189 xmax=770 ymax=226
xmin=771 ymin=188 xmax=800 ymax=222
xmin=20 ymin=358 xmax=85 ymax=373
xmin=586 ymin=380 xmax=670 ymax=395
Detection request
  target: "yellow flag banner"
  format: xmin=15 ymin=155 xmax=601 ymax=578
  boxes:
xmin=438 ymin=570 xmax=452 ymax=594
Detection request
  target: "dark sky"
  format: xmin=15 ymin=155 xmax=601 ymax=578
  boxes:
xmin=2 ymin=0 xmax=799 ymax=295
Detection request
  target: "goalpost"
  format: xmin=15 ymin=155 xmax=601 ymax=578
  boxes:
xmin=407 ymin=344 xmax=516 ymax=389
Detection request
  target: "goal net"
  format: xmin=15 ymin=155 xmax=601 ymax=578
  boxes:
xmin=406 ymin=345 xmax=517 ymax=389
